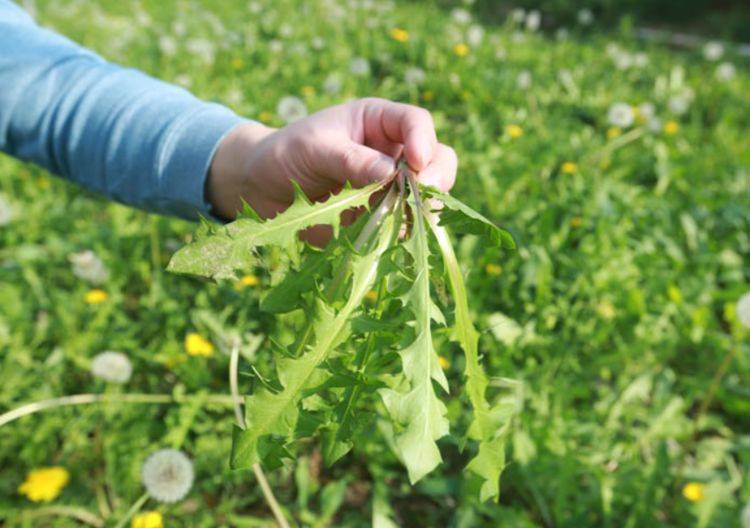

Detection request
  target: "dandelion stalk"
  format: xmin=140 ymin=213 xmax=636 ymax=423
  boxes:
xmin=113 ymin=492 xmax=148 ymax=528
xmin=22 ymin=505 xmax=104 ymax=527
xmin=230 ymin=338 xmax=291 ymax=528
xmin=0 ymin=393 xmax=235 ymax=428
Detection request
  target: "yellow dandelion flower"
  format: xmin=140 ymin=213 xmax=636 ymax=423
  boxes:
xmin=18 ymin=467 xmax=69 ymax=502
xmin=258 ymin=111 xmax=274 ymax=123
xmin=185 ymin=332 xmax=214 ymax=357
xmin=38 ymin=176 xmax=51 ymax=189
xmin=438 ymin=356 xmax=450 ymax=370
xmin=390 ymin=28 xmax=409 ymax=43
xmin=505 ymin=124 xmax=523 ymax=138
xmin=301 ymin=85 xmax=316 ymax=97
xmin=570 ymin=216 xmax=583 ymax=229
xmin=231 ymin=57 xmax=244 ymax=70
xmin=606 ymin=127 xmax=622 ymax=139
xmin=422 ymin=90 xmax=434 ymax=102
xmin=682 ymin=482 xmax=705 ymax=502
xmin=596 ymin=301 xmax=616 ymax=320
xmin=85 ymin=289 xmax=108 ymax=304
xmin=561 ymin=161 xmax=578 ymax=174
xmin=485 ymin=263 xmax=503 ymax=276
xmin=664 ymin=120 xmax=679 ymax=135
xmin=132 ymin=511 xmax=164 ymax=528
xmin=365 ymin=290 xmax=378 ymax=302
xmin=236 ymin=274 xmax=260 ymax=290
xmin=453 ymin=43 xmax=469 ymax=57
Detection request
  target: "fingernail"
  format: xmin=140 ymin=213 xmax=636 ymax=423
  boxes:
xmin=372 ymin=156 xmax=396 ymax=182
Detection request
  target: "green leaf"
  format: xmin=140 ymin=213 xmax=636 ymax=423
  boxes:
xmin=379 ymin=176 xmax=449 ymax=484
xmin=260 ymin=248 xmax=331 ymax=314
xmin=426 ymin=211 xmax=508 ymax=501
xmin=422 ymin=187 xmax=516 ymax=249
xmin=231 ymin=213 xmax=396 ymax=469
xmin=168 ymin=181 xmax=382 ymax=280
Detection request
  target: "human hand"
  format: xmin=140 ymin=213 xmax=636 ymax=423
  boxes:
xmin=207 ymin=97 xmax=457 ymax=243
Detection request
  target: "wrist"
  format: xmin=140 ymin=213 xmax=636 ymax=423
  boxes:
xmin=206 ymin=121 xmax=276 ymax=220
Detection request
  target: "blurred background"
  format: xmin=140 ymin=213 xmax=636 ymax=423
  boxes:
xmin=1 ymin=0 xmax=748 ymax=526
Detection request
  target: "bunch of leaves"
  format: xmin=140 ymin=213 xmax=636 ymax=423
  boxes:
xmin=167 ymin=166 xmax=516 ymax=501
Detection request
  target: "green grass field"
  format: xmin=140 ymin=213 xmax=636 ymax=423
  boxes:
xmin=1 ymin=0 xmax=749 ymax=526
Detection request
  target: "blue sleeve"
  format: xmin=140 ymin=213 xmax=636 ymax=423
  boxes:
xmin=0 ymin=0 xmax=248 ymax=219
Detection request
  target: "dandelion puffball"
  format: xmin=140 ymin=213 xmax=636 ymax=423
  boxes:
xmin=276 ymin=96 xmax=307 ymax=124
xmin=141 ymin=449 xmax=194 ymax=503
xmin=607 ymin=102 xmax=634 ymax=128
xmin=737 ymin=292 xmax=750 ymax=329
xmin=91 ymin=351 xmax=132 ymax=384
xmin=69 ymin=250 xmax=109 ymax=285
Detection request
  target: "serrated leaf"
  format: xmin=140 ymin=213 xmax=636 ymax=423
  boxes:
xmin=426 ymin=211 xmax=509 ymax=501
xmin=231 ymin=213 xmax=395 ymax=469
xmin=379 ymin=176 xmax=449 ymax=484
xmin=422 ymin=187 xmax=516 ymax=249
xmin=168 ymin=181 xmax=383 ymax=280
xmin=260 ymin=248 xmax=331 ymax=313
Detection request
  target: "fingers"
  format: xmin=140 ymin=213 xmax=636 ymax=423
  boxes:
xmin=415 ymin=143 xmax=457 ymax=192
xmin=359 ymin=98 xmax=438 ymax=171
xmin=320 ymin=140 xmax=397 ymax=188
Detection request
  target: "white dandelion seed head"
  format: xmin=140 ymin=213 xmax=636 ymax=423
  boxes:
xmin=512 ymin=31 xmax=526 ymax=44
xmin=268 ymin=40 xmax=283 ymax=54
xmin=557 ymin=69 xmax=574 ymax=87
xmin=323 ymin=73 xmax=342 ymax=94
xmin=668 ymin=89 xmax=693 ymax=115
xmin=158 ymin=35 xmax=177 ymax=57
xmin=349 ymin=57 xmax=370 ymax=77
xmin=69 ymin=250 xmax=109 ymax=285
xmin=495 ymin=47 xmax=507 ymax=60
xmin=555 ymin=27 xmax=569 ymax=41
xmin=639 ymin=102 xmax=655 ymax=120
xmin=577 ymin=8 xmax=593 ymax=25
xmin=186 ymin=38 xmax=215 ymax=65
xmin=510 ymin=8 xmax=525 ymax=23
xmin=516 ymin=70 xmax=532 ymax=90
xmin=404 ymin=67 xmax=426 ymax=86
xmin=648 ymin=117 xmax=663 ymax=133
xmin=608 ymin=102 xmax=635 ymax=128
xmin=737 ymin=292 xmax=750 ymax=329
xmin=172 ymin=20 xmax=186 ymax=37
xmin=741 ymin=503 xmax=750 ymax=528
xmin=174 ymin=74 xmax=192 ymax=88
xmin=467 ymin=24 xmax=484 ymax=46
xmin=451 ymin=8 xmax=471 ymax=25
xmin=279 ymin=23 xmax=293 ymax=39
xmin=525 ymin=10 xmax=541 ymax=32
xmin=0 ymin=194 xmax=14 ymax=226
xmin=614 ymin=51 xmax=634 ymax=70
xmin=311 ymin=36 xmax=325 ymax=50
xmin=91 ymin=351 xmax=132 ymax=384
xmin=716 ymin=62 xmax=736 ymax=82
xmin=248 ymin=1 xmax=262 ymax=14
xmin=141 ymin=449 xmax=194 ymax=503
xmin=276 ymin=96 xmax=307 ymax=124
xmin=633 ymin=52 xmax=649 ymax=68
xmin=225 ymin=87 xmax=243 ymax=106
xmin=703 ymin=41 xmax=724 ymax=61
xmin=606 ymin=43 xmax=620 ymax=57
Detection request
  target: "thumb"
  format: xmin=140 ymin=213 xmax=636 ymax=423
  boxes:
xmin=321 ymin=141 xmax=397 ymax=188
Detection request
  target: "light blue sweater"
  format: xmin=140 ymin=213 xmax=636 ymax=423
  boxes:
xmin=0 ymin=0 xmax=247 ymax=219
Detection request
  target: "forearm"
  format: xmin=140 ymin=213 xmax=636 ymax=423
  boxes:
xmin=0 ymin=0 xmax=246 ymax=219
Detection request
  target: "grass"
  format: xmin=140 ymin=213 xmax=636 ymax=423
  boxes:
xmin=1 ymin=0 xmax=749 ymax=526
